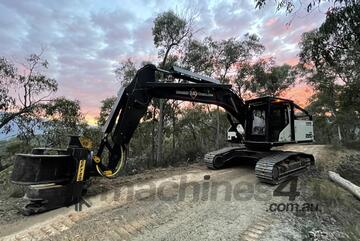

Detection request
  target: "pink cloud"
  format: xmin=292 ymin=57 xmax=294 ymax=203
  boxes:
xmin=265 ymin=17 xmax=278 ymax=27
xmin=284 ymin=57 xmax=299 ymax=66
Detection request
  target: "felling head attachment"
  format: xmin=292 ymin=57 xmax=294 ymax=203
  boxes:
xmin=11 ymin=136 xmax=92 ymax=215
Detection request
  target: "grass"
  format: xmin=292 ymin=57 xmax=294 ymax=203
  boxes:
xmin=0 ymin=140 xmax=8 ymax=156
xmin=343 ymin=141 xmax=360 ymax=151
xmin=306 ymin=177 xmax=353 ymax=210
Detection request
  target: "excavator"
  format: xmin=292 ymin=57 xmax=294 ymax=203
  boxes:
xmin=10 ymin=64 xmax=315 ymax=215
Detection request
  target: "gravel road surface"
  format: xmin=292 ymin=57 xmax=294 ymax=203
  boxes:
xmin=1 ymin=144 xmax=354 ymax=241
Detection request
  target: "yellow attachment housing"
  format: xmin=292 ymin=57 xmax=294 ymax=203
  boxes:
xmin=103 ymin=170 xmax=113 ymax=176
xmin=94 ymin=145 xmax=126 ymax=178
xmin=79 ymin=137 xmax=93 ymax=149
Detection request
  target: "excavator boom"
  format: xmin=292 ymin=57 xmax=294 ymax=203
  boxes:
xmin=95 ymin=64 xmax=246 ymax=176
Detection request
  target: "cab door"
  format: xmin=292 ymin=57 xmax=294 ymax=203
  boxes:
xmin=269 ymin=103 xmax=292 ymax=143
xmin=245 ymin=102 xmax=268 ymax=142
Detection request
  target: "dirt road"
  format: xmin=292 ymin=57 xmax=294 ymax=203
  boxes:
xmin=0 ymin=145 xmax=358 ymax=241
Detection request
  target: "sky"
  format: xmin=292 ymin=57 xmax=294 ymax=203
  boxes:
xmin=0 ymin=0 xmax=332 ymax=124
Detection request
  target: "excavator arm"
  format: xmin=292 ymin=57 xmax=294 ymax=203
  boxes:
xmin=94 ymin=64 xmax=246 ymax=177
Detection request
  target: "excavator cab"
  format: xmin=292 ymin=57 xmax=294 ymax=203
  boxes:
xmin=240 ymin=97 xmax=314 ymax=147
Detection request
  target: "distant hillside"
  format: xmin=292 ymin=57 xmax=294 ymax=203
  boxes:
xmin=0 ymin=122 xmax=20 ymax=141
xmin=0 ymin=115 xmax=43 ymax=141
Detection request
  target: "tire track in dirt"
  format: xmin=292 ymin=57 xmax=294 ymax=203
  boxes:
xmin=240 ymin=215 xmax=276 ymax=241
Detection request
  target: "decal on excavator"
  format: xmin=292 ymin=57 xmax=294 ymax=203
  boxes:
xmin=76 ymin=159 xmax=86 ymax=182
xmin=190 ymin=89 xmax=197 ymax=99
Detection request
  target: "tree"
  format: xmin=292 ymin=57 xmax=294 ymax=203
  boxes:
xmin=299 ymin=3 xmax=360 ymax=143
xmin=300 ymin=4 xmax=360 ymax=86
xmin=182 ymin=37 xmax=216 ymax=75
xmin=254 ymin=0 xmax=357 ymax=14
xmin=214 ymin=35 xmax=264 ymax=83
xmin=213 ymin=35 xmax=264 ymax=147
xmin=152 ymin=10 xmax=193 ymax=165
xmin=98 ymin=96 xmax=117 ymax=126
xmin=80 ymin=123 xmax=103 ymax=150
xmin=183 ymin=34 xmax=264 ymax=148
xmin=0 ymin=52 xmax=57 ymax=132
xmin=13 ymin=108 xmax=43 ymax=145
xmin=0 ymin=57 xmax=16 ymax=114
xmin=114 ymin=58 xmax=137 ymax=87
xmin=152 ymin=11 xmax=193 ymax=67
xmin=306 ymin=80 xmax=343 ymax=143
xmin=170 ymin=105 xmax=230 ymax=164
xmin=248 ymin=58 xmax=296 ymax=97
xmin=41 ymin=97 xmax=84 ymax=147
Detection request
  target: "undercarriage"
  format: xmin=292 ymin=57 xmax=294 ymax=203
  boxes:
xmin=205 ymin=146 xmax=314 ymax=184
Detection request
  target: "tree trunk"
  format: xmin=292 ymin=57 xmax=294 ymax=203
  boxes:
xmin=155 ymin=46 xmax=172 ymax=167
xmin=329 ymin=171 xmax=360 ymax=200
xmin=215 ymin=106 xmax=220 ymax=149
xmin=337 ymin=124 xmax=342 ymax=143
xmin=156 ymin=100 xmax=164 ymax=166
xmin=172 ymin=107 xmax=176 ymax=165
xmin=0 ymin=108 xmax=30 ymax=130
xmin=151 ymin=106 xmax=156 ymax=167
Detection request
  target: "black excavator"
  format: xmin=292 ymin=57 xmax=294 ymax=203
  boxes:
xmin=11 ymin=64 xmax=315 ymax=215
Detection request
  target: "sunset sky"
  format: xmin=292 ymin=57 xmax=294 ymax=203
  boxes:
xmin=0 ymin=0 xmax=331 ymax=124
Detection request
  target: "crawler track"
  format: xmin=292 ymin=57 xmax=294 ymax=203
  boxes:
xmin=255 ymin=151 xmax=315 ymax=184
xmin=204 ymin=146 xmax=315 ymax=184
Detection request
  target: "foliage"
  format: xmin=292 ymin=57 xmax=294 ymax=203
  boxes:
xmin=254 ymin=0 xmax=358 ymax=13
xmin=300 ymin=3 xmax=360 ymax=143
xmin=248 ymin=58 xmax=296 ymax=96
xmin=80 ymin=124 xmax=103 ymax=150
xmin=41 ymin=97 xmax=84 ymax=147
xmin=0 ymin=57 xmax=16 ymax=113
xmin=4 ymin=139 xmax=33 ymax=156
xmin=98 ymin=96 xmax=117 ymax=126
xmin=13 ymin=110 xmax=43 ymax=145
xmin=183 ymin=34 xmax=264 ymax=79
xmin=128 ymin=120 xmax=155 ymax=168
xmin=300 ymin=4 xmax=360 ymax=86
xmin=114 ymin=58 xmax=137 ymax=87
xmin=0 ymin=52 xmax=57 ymax=132
xmin=152 ymin=10 xmax=192 ymax=66
xmin=215 ymin=34 xmax=264 ymax=83
xmin=182 ymin=34 xmax=264 ymax=96
xmin=124 ymin=105 xmax=230 ymax=169
xmin=182 ymin=37 xmax=215 ymax=75
xmin=0 ymin=53 xmax=91 ymax=148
